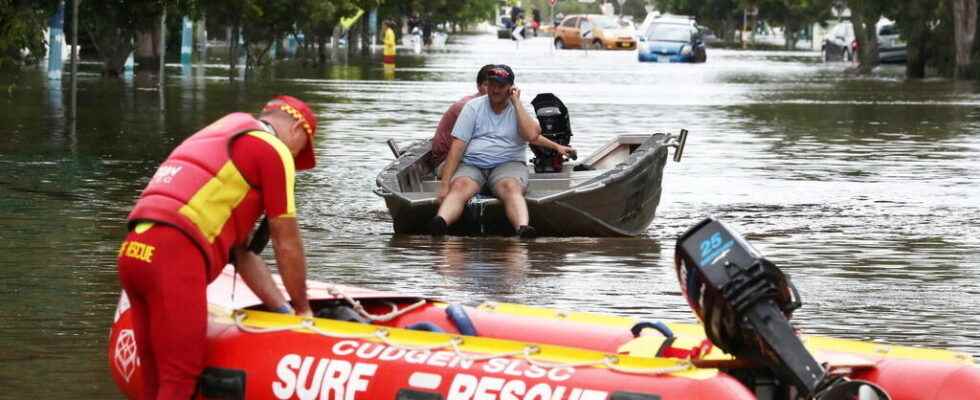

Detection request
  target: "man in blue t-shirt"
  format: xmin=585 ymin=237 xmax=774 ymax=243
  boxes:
xmin=430 ymin=64 xmax=575 ymax=238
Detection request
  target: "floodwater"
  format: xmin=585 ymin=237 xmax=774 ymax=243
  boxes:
xmin=1 ymin=33 xmax=979 ymax=397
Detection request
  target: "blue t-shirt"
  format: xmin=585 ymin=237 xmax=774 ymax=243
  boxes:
xmin=451 ymin=96 xmax=528 ymax=169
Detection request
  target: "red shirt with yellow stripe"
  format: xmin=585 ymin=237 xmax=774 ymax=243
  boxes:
xmin=126 ymin=112 xmax=298 ymax=281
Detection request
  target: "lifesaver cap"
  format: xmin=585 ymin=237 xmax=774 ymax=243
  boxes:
xmin=264 ymin=95 xmax=317 ymax=170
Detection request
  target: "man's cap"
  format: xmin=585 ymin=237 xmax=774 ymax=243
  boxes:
xmin=477 ymin=64 xmax=496 ymax=85
xmin=486 ymin=64 xmax=515 ymax=85
xmin=263 ymin=95 xmax=317 ymax=170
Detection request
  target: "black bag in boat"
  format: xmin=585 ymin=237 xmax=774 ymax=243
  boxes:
xmin=530 ymin=93 xmax=572 ymax=173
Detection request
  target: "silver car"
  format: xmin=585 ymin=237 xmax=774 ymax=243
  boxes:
xmin=822 ymin=19 xmax=906 ymax=64
xmin=877 ymin=22 xmax=906 ymax=64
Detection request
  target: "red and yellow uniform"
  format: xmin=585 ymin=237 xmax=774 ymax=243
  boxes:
xmin=383 ymin=25 xmax=397 ymax=64
xmin=117 ymin=107 xmax=308 ymax=399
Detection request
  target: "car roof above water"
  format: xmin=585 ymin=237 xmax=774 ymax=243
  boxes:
xmin=653 ymin=14 xmax=696 ymax=25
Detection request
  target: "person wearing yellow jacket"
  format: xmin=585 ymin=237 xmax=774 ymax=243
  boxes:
xmin=383 ymin=20 xmax=396 ymax=65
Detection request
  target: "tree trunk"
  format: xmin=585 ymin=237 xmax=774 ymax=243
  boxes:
xmin=860 ymin=13 xmax=879 ymax=70
xmin=906 ymin=19 xmax=930 ymax=78
xmin=102 ymin=39 xmax=134 ymax=78
xmin=784 ymin=30 xmax=798 ymax=50
xmin=361 ymin=17 xmax=371 ymax=55
xmin=951 ymin=0 xmax=977 ymax=79
xmin=317 ymin=34 xmax=327 ymax=66
xmin=93 ymin=28 xmax=135 ymax=77
xmin=849 ymin=3 xmax=879 ymax=75
xmin=229 ymin=23 xmax=240 ymax=78
xmin=784 ymin=14 xmax=800 ymax=50
xmin=347 ymin=23 xmax=358 ymax=56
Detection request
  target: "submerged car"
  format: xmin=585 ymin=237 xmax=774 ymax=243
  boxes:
xmin=637 ymin=16 xmax=706 ymax=63
xmin=554 ymin=14 xmax=636 ymax=50
xmin=876 ymin=21 xmax=906 ymax=63
xmin=822 ymin=18 xmax=906 ymax=63
xmin=822 ymin=20 xmax=855 ymax=62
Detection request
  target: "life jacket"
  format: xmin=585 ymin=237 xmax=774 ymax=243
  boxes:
xmin=128 ymin=112 xmax=270 ymax=282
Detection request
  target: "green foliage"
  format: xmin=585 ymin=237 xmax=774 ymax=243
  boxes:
xmin=6 ymin=0 xmax=978 ymax=80
xmin=0 ymin=0 xmax=61 ymax=67
xmin=659 ymin=0 xmax=740 ymax=40
xmin=553 ymin=1 xmax=601 ymax=15
xmin=77 ymin=0 xmax=167 ymax=76
xmin=446 ymin=0 xmax=498 ymax=26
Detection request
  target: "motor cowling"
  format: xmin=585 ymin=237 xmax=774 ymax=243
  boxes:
xmin=675 ymin=218 xmax=801 ymax=355
xmin=675 ymin=217 xmax=822 ymax=394
xmin=674 ymin=217 xmax=891 ymax=400
xmin=530 ymin=93 xmax=572 ymax=173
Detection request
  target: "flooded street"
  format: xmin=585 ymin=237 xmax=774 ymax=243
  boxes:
xmin=1 ymin=33 xmax=979 ymax=397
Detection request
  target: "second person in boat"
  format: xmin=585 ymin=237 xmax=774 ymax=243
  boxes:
xmin=431 ymin=64 xmax=575 ymax=238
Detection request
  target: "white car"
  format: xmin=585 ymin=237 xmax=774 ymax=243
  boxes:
xmin=822 ymin=18 xmax=906 ymax=63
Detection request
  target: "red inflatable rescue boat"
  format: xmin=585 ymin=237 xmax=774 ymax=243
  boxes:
xmin=108 ymin=218 xmax=980 ymax=399
xmin=108 ymin=265 xmax=980 ymax=400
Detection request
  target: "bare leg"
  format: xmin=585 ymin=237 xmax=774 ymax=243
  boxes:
xmin=437 ymin=177 xmax=481 ymax=225
xmin=494 ymin=178 xmax=529 ymax=229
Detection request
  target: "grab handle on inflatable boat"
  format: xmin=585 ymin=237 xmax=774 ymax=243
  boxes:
xmin=446 ymin=304 xmax=479 ymax=336
xmin=405 ymin=322 xmax=445 ymax=332
xmin=631 ymin=321 xmax=674 ymax=338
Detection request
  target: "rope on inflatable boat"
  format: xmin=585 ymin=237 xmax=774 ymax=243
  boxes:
xmin=323 ymin=286 xmax=428 ymax=322
xmin=232 ymin=311 xmax=694 ymax=377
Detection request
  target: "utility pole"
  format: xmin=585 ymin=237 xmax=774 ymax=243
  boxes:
xmin=159 ymin=2 xmax=167 ymax=110
xmin=71 ymin=0 xmax=78 ymax=121
xmin=159 ymin=3 xmax=167 ymax=83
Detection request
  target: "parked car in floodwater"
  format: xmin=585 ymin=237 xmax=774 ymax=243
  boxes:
xmin=554 ymin=14 xmax=636 ymax=50
xmin=822 ymin=18 xmax=906 ymax=63
xmin=822 ymin=20 xmax=855 ymax=62
xmin=876 ymin=21 xmax=906 ymax=63
xmin=637 ymin=16 xmax=706 ymax=63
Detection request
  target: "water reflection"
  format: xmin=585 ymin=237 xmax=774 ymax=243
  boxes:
xmin=434 ymin=237 xmax=530 ymax=295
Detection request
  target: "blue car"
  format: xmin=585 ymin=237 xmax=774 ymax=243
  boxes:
xmin=637 ymin=19 xmax=707 ymax=63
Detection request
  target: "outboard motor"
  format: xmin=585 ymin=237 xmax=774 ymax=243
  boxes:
xmin=530 ymin=93 xmax=572 ymax=173
xmin=675 ymin=217 xmax=890 ymax=400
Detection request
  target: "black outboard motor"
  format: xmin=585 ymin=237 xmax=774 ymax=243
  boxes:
xmin=530 ymin=93 xmax=572 ymax=173
xmin=675 ymin=217 xmax=891 ymax=400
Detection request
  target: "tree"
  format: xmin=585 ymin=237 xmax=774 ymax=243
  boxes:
xmin=950 ymin=0 xmax=977 ymax=78
xmin=75 ymin=0 xmax=169 ymax=77
xmin=755 ymin=0 xmax=833 ymax=50
xmin=845 ymin=0 xmax=887 ymax=74
xmin=893 ymin=0 xmax=941 ymax=78
xmin=197 ymin=0 xmax=253 ymax=74
xmin=660 ymin=0 xmax=741 ymax=42
xmin=0 ymin=1 xmax=65 ymax=67
xmin=296 ymin=0 xmax=343 ymax=64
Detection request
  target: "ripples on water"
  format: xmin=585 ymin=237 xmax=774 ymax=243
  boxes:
xmin=0 ymin=33 xmax=979 ymax=397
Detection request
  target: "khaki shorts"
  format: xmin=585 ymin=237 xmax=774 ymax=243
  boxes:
xmin=452 ymin=161 xmax=529 ymax=195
